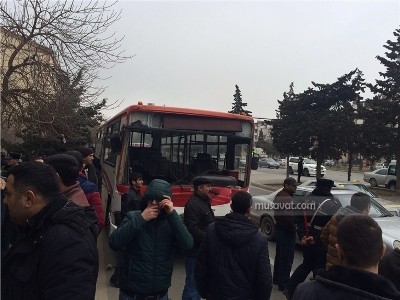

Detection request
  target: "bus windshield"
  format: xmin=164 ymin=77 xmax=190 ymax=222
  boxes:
xmin=124 ymin=126 xmax=251 ymax=188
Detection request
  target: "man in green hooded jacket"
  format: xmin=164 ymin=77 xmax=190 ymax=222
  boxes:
xmin=109 ymin=179 xmax=193 ymax=300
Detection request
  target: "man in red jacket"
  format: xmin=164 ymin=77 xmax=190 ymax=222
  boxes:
xmin=66 ymin=150 xmax=105 ymax=232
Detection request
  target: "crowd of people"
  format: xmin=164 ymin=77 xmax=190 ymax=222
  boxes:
xmin=1 ymin=148 xmax=400 ymax=300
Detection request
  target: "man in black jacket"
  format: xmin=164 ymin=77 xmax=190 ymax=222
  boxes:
xmin=2 ymin=162 xmax=99 ymax=300
xmin=183 ymin=177 xmax=215 ymax=300
xmin=195 ymin=191 xmax=272 ymax=300
xmin=293 ymin=215 xmax=400 ymax=300
xmin=273 ymin=177 xmax=297 ymax=291
xmin=285 ymin=178 xmax=341 ymax=299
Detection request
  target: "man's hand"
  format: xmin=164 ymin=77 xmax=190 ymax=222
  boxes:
xmin=159 ymin=196 xmax=174 ymax=215
xmin=301 ymin=235 xmax=314 ymax=245
xmin=141 ymin=205 xmax=159 ymax=221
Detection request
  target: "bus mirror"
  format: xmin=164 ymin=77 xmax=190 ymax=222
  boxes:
xmin=110 ymin=134 xmax=122 ymax=154
xmin=251 ymin=156 xmax=259 ymax=170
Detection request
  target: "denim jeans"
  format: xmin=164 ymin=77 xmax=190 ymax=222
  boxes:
xmin=182 ymin=256 xmax=201 ymax=300
xmin=119 ymin=290 xmax=168 ymax=300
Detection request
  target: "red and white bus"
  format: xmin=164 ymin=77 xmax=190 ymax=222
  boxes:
xmin=95 ymin=102 xmax=258 ymax=230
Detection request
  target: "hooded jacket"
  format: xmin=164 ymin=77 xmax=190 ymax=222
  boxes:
xmin=109 ymin=179 xmax=193 ymax=296
xmin=320 ymin=206 xmax=362 ymax=269
xmin=293 ymin=265 xmax=400 ymax=300
xmin=195 ymin=212 xmax=273 ymax=300
xmin=1 ymin=196 xmax=99 ymax=300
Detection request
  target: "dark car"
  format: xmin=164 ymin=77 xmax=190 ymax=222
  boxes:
xmin=259 ymin=158 xmax=279 ymax=169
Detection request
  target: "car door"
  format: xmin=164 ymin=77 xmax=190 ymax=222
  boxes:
xmin=375 ymin=168 xmax=388 ymax=186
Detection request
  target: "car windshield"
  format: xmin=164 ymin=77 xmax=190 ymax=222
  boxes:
xmin=304 ymin=159 xmax=316 ymax=164
xmin=333 ymin=194 xmax=392 ymax=218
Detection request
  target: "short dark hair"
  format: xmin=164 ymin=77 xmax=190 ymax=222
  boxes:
xmin=284 ymin=177 xmax=297 ymax=186
xmin=129 ymin=172 xmax=142 ymax=183
xmin=231 ymin=191 xmax=253 ymax=214
xmin=65 ymin=150 xmax=84 ymax=169
xmin=44 ymin=154 xmax=79 ymax=186
xmin=7 ymin=162 xmax=61 ymax=201
xmin=337 ymin=214 xmax=383 ymax=268
xmin=350 ymin=192 xmax=371 ymax=211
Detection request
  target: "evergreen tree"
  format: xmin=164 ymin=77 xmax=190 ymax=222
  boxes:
xmin=229 ymin=85 xmax=252 ymax=116
xmin=363 ymin=27 xmax=400 ymax=191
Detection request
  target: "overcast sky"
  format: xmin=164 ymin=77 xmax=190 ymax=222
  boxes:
xmin=99 ymin=0 xmax=400 ymax=121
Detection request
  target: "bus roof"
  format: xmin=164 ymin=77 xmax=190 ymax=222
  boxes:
xmin=103 ymin=102 xmax=254 ymax=125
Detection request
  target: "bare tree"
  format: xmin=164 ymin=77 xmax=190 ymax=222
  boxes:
xmin=1 ymin=0 xmax=129 ymax=135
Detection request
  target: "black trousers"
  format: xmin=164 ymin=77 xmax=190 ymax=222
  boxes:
xmin=286 ymin=240 xmax=326 ymax=296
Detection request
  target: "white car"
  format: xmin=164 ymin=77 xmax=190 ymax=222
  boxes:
xmin=363 ymin=168 xmax=388 ymax=187
xmin=249 ymin=186 xmax=400 ymax=252
xmin=288 ymin=157 xmax=326 ymax=177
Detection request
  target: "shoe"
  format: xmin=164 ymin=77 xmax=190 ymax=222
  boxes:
xmin=282 ymin=289 xmax=292 ymax=300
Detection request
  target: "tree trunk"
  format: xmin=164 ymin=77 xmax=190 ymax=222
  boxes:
xmin=347 ymin=151 xmax=353 ymax=181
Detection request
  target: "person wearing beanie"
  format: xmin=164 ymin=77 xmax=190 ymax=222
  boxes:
xmin=195 ymin=191 xmax=272 ymax=300
xmin=78 ymin=146 xmax=98 ymax=186
xmin=109 ymin=179 xmax=193 ymax=300
xmin=66 ymin=150 xmax=105 ymax=233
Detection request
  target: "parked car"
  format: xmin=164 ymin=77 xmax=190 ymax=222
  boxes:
xmin=324 ymin=160 xmax=335 ymax=166
xmin=373 ymin=162 xmax=387 ymax=170
xmin=363 ymin=168 xmax=388 ymax=187
xmin=258 ymin=158 xmax=279 ymax=169
xmin=288 ymin=157 xmax=326 ymax=177
xmin=299 ymin=179 xmax=381 ymax=200
xmin=278 ymin=159 xmax=287 ymax=167
xmin=385 ymin=160 xmax=397 ymax=191
xmin=249 ymin=186 xmax=400 ymax=252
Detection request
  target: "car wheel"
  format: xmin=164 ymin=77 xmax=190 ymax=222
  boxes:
xmin=369 ymin=178 xmax=377 ymax=187
xmin=288 ymin=166 xmax=294 ymax=174
xmin=303 ymin=169 xmax=310 ymax=177
xmin=389 ymin=182 xmax=396 ymax=191
xmin=260 ymin=215 xmax=275 ymax=241
xmin=321 ymin=174 xmax=324 ymax=177
xmin=276 ymin=166 xmax=279 ymax=169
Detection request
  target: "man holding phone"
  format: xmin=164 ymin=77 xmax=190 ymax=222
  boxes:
xmin=109 ymin=179 xmax=193 ymax=300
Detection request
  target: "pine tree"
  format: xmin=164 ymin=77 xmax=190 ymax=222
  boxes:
xmin=363 ymin=27 xmax=400 ymax=191
xmin=229 ymin=85 xmax=252 ymax=116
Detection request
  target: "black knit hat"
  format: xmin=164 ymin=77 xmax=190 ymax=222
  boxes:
xmin=78 ymin=147 xmax=93 ymax=158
